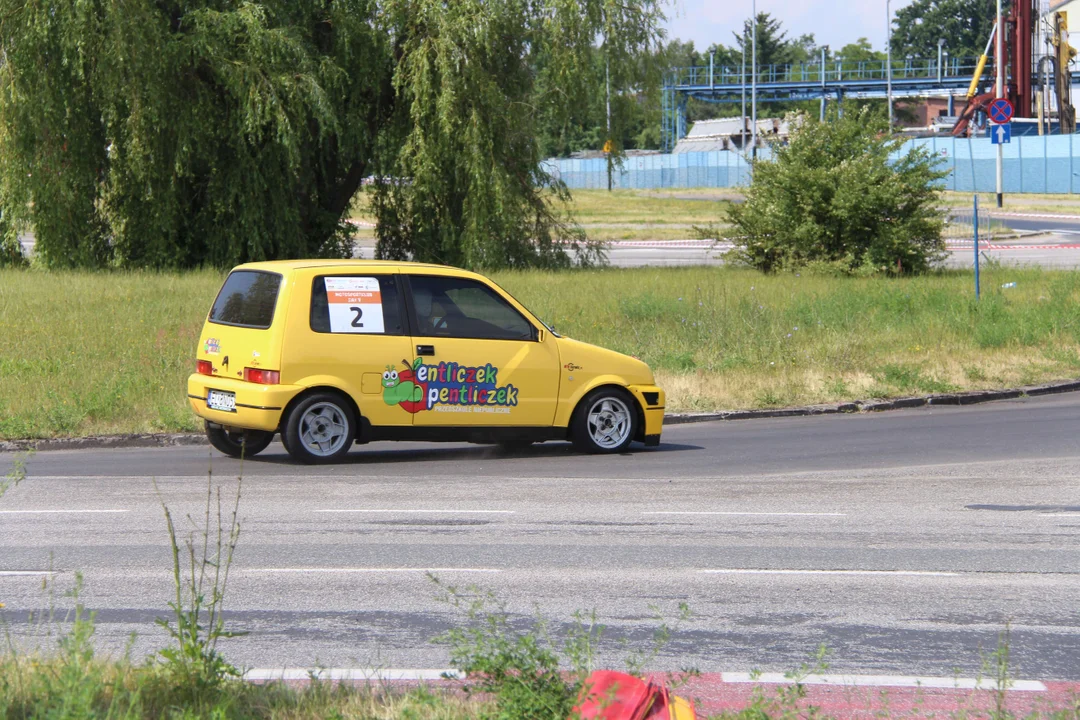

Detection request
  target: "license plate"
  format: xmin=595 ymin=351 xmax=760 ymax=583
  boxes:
xmin=206 ymin=390 xmax=236 ymax=412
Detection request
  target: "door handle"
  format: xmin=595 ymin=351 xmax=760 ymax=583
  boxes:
xmin=416 ymin=344 xmax=436 ymax=356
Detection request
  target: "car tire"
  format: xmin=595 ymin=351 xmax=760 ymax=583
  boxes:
xmin=283 ymin=393 xmax=356 ymax=464
xmin=570 ymin=388 xmax=638 ymax=454
xmin=205 ymin=422 xmax=274 ymax=458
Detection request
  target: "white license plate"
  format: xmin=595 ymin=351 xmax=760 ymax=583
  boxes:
xmin=207 ymin=390 xmax=236 ymax=412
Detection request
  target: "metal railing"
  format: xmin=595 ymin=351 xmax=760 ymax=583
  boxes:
xmin=667 ymin=56 xmax=984 ymax=88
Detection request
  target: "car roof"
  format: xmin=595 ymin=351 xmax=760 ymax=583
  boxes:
xmin=234 ymin=259 xmax=468 ymax=274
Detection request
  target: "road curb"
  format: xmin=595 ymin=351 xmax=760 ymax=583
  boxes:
xmin=663 ymin=379 xmax=1080 ymax=426
xmin=3 ymin=379 xmax=1080 ymax=452
xmin=0 ymin=433 xmax=208 ymax=454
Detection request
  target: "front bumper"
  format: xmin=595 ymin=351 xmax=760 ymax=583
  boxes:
xmin=186 ymin=374 xmax=300 ymax=433
xmin=628 ymin=384 xmax=665 ymax=444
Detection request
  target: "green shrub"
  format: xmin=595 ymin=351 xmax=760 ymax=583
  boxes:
xmin=726 ymin=107 xmax=948 ymax=274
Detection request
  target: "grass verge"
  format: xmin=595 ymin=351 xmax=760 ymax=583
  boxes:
xmin=3 ymin=266 xmax=1080 ymax=439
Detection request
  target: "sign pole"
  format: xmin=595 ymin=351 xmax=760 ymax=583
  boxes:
xmin=995 ymin=0 xmax=1004 ymax=208
xmin=974 ymin=194 xmax=981 ymax=300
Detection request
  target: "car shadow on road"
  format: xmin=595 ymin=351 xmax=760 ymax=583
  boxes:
xmin=244 ymin=441 xmax=702 ymax=466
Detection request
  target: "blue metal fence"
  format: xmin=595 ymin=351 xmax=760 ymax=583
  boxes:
xmin=545 ymin=135 xmax=1080 ymax=194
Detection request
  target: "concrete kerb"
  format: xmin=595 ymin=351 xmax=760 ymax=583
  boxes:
xmin=3 ymin=379 xmax=1080 ymax=452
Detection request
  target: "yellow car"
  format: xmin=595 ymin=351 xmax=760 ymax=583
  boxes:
xmin=187 ymin=260 xmax=665 ymax=463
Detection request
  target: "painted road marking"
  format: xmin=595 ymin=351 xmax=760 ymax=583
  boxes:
xmin=645 ymin=511 xmax=845 ymax=517
xmin=316 ymin=509 xmax=515 ymax=514
xmin=0 ymin=509 xmax=129 ymax=514
xmin=700 ymin=569 xmax=959 ymax=577
xmin=0 ymin=571 xmax=58 ymax=577
xmin=247 ymin=568 xmax=501 ymax=574
xmin=720 ymin=672 xmax=1047 ymax=691
xmin=245 ymin=668 xmax=460 ymax=681
xmin=1039 ymin=512 xmax=1080 ymax=517
xmin=238 ymin=668 xmax=1048 ymax=692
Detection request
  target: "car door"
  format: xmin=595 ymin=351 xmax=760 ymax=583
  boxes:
xmin=404 ymin=274 xmax=561 ymax=427
xmin=282 ymin=270 xmax=415 ymax=428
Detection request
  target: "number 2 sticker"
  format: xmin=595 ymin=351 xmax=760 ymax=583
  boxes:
xmin=326 ymin=278 xmax=385 ymax=333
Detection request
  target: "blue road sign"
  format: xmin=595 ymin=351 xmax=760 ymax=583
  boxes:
xmin=989 ymin=122 xmax=1012 ymax=144
xmin=988 ymin=98 xmax=1014 ymax=124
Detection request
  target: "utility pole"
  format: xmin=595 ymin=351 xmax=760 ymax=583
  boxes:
xmin=995 ymin=0 xmax=1004 ymax=207
xmin=741 ymin=32 xmax=747 ymax=150
xmin=886 ymin=0 xmax=893 ymax=128
xmin=751 ymin=1 xmax=757 ymax=159
xmin=606 ymin=56 xmax=612 ymax=192
xmin=820 ymin=45 xmax=828 ymax=121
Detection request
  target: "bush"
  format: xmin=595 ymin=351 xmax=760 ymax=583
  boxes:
xmin=726 ymin=107 xmax=948 ymax=274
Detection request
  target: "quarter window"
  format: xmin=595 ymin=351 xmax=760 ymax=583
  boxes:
xmin=408 ymin=275 xmax=536 ymax=341
xmin=310 ymin=275 xmax=404 ymax=335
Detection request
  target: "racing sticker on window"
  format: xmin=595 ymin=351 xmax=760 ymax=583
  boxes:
xmin=383 ymin=358 xmax=519 ymax=415
xmin=326 ymin=277 xmax=385 ymax=334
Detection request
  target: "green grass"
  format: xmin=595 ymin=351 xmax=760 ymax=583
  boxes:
xmin=3 ymin=266 xmax=1080 ymax=439
xmin=350 ymin=188 xmax=733 ymax=242
xmin=0 ymin=655 xmax=480 ymax=719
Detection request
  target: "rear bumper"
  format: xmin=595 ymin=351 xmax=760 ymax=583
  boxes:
xmin=628 ymin=384 xmax=665 ymax=444
xmin=187 ymin=374 xmax=299 ymax=433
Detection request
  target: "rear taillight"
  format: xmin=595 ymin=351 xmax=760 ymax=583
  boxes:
xmin=244 ymin=367 xmax=280 ymax=385
xmin=196 ymin=360 xmax=213 ymax=376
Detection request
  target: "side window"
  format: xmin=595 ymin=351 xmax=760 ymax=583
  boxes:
xmin=408 ymin=275 xmax=536 ymax=341
xmin=310 ymin=275 xmax=404 ymax=335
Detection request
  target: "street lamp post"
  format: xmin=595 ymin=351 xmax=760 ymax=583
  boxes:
xmin=886 ymin=0 xmax=893 ymax=128
xmin=741 ymin=30 xmax=747 ymax=150
xmin=751 ymin=0 xmax=757 ymax=158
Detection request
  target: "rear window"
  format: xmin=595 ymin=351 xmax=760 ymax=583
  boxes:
xmin=209 ymin=271 xmax=282 ymax=329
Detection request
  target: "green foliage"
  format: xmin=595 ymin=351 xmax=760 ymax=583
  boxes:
xmin=726 ymin=107 xmax=948 ymax=274
xmin=0 ymin=451 xmax=30 ymax=501
xmin=0 ymin=0 xmax=662 ymax=271
xmin=435 ymin=582 xmax=593 ymax=720
xmin=373 ymin=0 xmax=662 ymax=269
xmin=893 ymin=0 xmax=995 ymax=59
xmin=155 ymin=471 xmax=245 ymax=697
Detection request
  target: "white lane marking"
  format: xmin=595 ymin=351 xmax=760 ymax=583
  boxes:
xmin=700 ymin=569 xmax=959 ymax=577
xmin=1039 ymin=512 xmax=1080 ymax=517
xmin=720 ymin=672 xmax=1046 ymax=691
xmin=0 ymin=571 xmax=58 ymax=577
xmin=645 ymin=511 xmax=845 ymax=517
xmin=316 ymin=509 xmax=515 ymax=514
xmin=247 ymin=568 xmax=501 ymax=574
xmin=0 ymin=509 xmax=129 ymax=515
xmin=245 ymin=668 xmax=460 ymax=681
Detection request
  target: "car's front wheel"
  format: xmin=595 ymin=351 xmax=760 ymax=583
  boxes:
xmin=570 ymin=388 xmax=638 ymax=454
xmin=205 ymin=422 xmax=274 ymax=458
xmin=283 ymin=393 xmax=356 ymax=464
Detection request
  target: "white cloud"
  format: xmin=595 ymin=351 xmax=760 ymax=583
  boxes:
xmin=662 ymin=0 xmax=918 ymax=55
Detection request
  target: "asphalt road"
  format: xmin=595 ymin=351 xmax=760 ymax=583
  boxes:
xmin=3 ymin=394 xmax=1080 ymax=679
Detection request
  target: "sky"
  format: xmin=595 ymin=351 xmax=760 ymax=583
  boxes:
xmin=663 ymin=0 xmax=917 ymax=55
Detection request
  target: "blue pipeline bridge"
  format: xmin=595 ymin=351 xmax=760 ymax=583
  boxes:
xmin=663 ymin=56 xmax=1006 ymax=151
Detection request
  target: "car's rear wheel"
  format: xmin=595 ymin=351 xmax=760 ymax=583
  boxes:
xmin=205 ymin=422 xmax=274 ymax=458
xmin=284 ymin=393 xmax=356 ymax=464
xmin=571 ymin=388 xmax=637 ymax=454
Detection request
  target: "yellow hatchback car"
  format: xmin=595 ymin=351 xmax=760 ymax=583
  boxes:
xmin=187 ymin=260 xmax=665 ymax=463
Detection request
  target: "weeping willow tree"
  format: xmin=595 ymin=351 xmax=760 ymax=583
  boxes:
xmin=0 ymin=0 xmax=664 ymax=269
